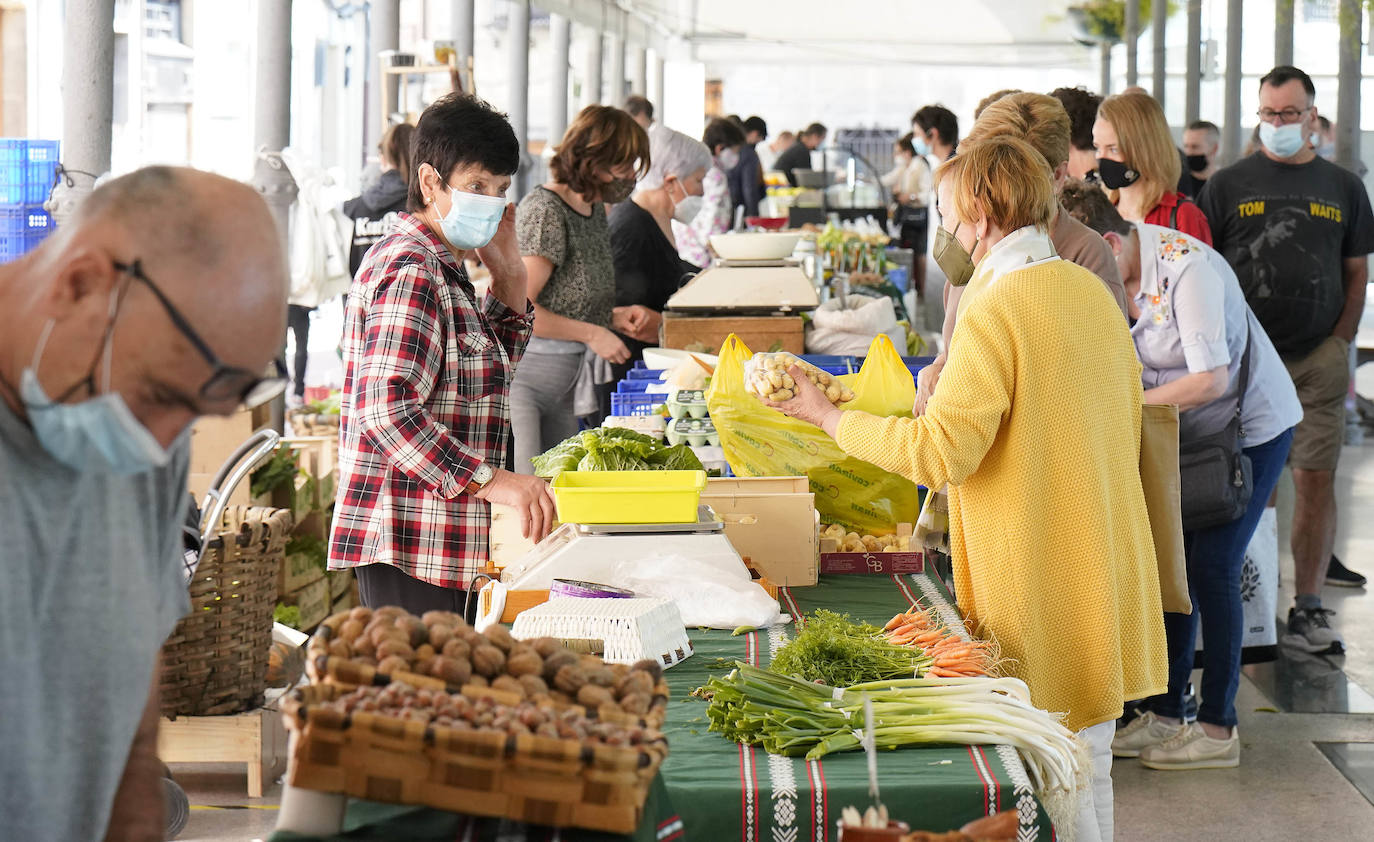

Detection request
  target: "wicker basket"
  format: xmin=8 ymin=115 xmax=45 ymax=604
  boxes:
xmin=287 ymin=410 xmax=340 ymax=438
xmin=161 ymin=506 xmax=294 ymax=717
xmin=283 ymin=684 xmax=667 ymax=833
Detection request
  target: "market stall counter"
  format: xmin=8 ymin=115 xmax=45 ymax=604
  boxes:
xmin=268 ymin=573 xmax=1054 ymax=842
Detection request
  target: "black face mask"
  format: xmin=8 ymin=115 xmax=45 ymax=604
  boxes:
xmin=1096 ymin=157 xmax=1141 ymax=190
xmin=1185 ymin=153 xmax=1210 ymax=173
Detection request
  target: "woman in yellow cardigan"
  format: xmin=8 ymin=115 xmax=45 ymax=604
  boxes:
xmin=770 ymin=136 xmax=1166 ymax=842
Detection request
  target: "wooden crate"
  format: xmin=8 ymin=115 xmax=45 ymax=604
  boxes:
xmin=283 ymin=684 xmax=665 ymax=834
xmin=280 ymin=547 xmax=327 ymax=596
xmin=283 ymin=576 xmax=331 ymax=633
xmin=660 ymin=313 xmax=804 ymax=355
xmin=158 ymin=709 xmax=286 ymax=798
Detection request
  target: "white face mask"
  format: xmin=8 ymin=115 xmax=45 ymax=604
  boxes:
xmin=669 ymin=179 xmax=704 ymax=224
xmin=1259 ymin=121 xmax=1307 ymax=159
xmin=717 ymin=148 xmax=741 ymax=171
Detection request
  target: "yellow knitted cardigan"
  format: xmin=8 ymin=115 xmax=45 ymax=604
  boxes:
xmin=837 ymin=259 xmax=1167 ymax=732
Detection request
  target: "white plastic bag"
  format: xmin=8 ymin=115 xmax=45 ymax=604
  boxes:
xmin=612 ymin=554 xmax=790 ymax=629
xmin=806 ymin=296 xmax=905 ymax=356
xmin=1239 ymin=507 xmax=1279 ymax=651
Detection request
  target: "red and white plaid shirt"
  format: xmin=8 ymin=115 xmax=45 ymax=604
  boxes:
xmin=328 ymin=213 xmax=534 ymax=588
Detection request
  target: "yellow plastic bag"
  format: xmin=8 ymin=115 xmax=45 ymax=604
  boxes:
xmin=706 ymin=333 xmax=921 ymax=535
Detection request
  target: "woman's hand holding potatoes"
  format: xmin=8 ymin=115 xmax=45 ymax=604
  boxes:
xmin=763 ymin=365 xmax=844 ymax=439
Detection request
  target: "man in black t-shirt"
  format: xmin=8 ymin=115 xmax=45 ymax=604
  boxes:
xmin=1198 ymin=66 xmax=1374 ymax=655
xmin=775 ymin=123 xmax=826 ymax=187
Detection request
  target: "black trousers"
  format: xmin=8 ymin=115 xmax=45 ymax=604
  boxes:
xmin=287 ymin=304 xmax=312 ymax=398
xmin=356 ymin=562 xmax=475 ymax=617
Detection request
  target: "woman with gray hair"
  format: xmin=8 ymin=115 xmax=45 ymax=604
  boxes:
xmin=605 ymin=126 xmax=711 ymax=372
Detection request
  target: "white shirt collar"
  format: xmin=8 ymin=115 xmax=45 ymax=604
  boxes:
xmin=971 ymin=225 xmax=1059 ymax=287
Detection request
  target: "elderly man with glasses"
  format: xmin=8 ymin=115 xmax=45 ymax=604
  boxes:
xmin=1198 ymin=66 xmax=1374 ymax=656
xmin=0 ymin=166 xmax=288 ymax=841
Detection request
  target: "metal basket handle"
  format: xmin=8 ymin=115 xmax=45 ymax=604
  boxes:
xmin=199 ymin=429 xmax=281 ymax=548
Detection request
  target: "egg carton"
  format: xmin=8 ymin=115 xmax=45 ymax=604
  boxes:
xmin=511 ymin=597 xmax=694 ymax=669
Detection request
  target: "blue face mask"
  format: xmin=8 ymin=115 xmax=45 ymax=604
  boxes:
xmin=911 ymin=137 xmax=930 ymax=157
xmin=438 ymin=186 xmax=508 ymax=249
xmin=20 ymin=303 xmax=172 ymax=475
xmin=1259 ymin=121 xmax=1307 ymax=159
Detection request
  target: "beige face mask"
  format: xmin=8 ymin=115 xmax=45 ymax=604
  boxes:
xmin=933 ymin=222 xmax=978 ymax=287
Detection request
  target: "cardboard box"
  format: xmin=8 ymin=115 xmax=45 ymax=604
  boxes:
xmin=282 ymin=576 xmax=330 ymax=633
xmin=279 ymin=546 xmax=326 ymax=596
xmin=701 ymin=476 xmax=818 ymax=586
xmin=189 ymin=404 xmax=273 ymax=478
xmin=819 ymin=552 xmax=924 ymax=575
xmin=327 ymin=569 xmax=354 ymax=600
xmin=661 ymin=313 xmax=804 ymax=355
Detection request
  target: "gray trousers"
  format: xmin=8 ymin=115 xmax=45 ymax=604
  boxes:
xmin=510 ymin=351 xmax=582 ymax=474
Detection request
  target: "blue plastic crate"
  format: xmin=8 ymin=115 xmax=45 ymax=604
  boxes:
xmin=0 ymin=203 xmax=53 ymax=262
xmin=610 ymin=393 xmax=664 ymax=417
xmin=616 ymin=380 xmax=653 ymax=394
xmin=0 ymin=139 xmax=60 ymax=205
xmin=625 ymin=368 xmax=667 ymax=381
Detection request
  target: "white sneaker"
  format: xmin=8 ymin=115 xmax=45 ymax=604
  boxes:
xmin=1111 ymin=711 xmax=1182 ymax=758
xmin=1139 ymin=722 xmax=1240 ymax=770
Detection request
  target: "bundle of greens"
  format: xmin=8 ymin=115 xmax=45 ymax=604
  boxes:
xmin=703 ymin=664 xmax=1081 ymax=797
xmin=768 ymin=610 xmax=931 ymax=686
xmin=250 ymin=444 xmax=300 ymax=498
xmin=305 ymin=392 xmax=342 ymax=416
xmin=531 ymin=427 xmax=705 ymax=479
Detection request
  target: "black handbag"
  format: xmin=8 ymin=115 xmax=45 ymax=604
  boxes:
xmin=1178 ymin=328 xmax=1254 ymax=531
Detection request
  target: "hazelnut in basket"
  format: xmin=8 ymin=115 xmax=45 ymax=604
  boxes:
xmin=745 ymin=353 xmax=855 ymax=407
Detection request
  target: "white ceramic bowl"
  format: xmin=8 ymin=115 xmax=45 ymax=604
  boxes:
xmin=709 ymin=232 xmax=801 ymax=261
xmin=641 ymin=348 xmax=720 ymax=371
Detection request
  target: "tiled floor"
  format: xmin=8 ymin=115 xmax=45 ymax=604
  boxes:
xmin=171 ymin=408 xmax=1374 ymax=842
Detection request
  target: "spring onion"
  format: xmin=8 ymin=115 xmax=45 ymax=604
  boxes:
xmin=702 ymin=664 xmax=1081 ymax=797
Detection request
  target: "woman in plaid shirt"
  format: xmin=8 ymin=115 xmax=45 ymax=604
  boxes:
xmin=329 ymin=95 xmax=557 ymax=614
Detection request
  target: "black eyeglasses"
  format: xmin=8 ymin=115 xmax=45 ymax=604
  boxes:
xmin=1256 ymin=107 xmax=1311 ymax=125
xmin=113 ymin=260 xmax=288 ymax=408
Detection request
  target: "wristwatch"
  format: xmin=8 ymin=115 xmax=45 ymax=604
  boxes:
xmin=467 ymin=462 xmax=496 ymax=493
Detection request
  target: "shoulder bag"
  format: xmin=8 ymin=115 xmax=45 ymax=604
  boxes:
xmin=1178 ymin=327 xmax=1254 ymax=531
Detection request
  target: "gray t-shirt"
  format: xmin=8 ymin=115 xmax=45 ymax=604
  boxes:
xmin=516 ymin=186 xmax=616 ymax=328
xmin=0 ymin=399 xmax=190 ymax=841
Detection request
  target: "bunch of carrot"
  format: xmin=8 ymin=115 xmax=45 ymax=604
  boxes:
xmin=881 ymin=606 xmax=998 ymax=678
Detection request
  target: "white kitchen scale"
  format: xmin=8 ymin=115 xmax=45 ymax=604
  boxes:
xmin=665 ymin=258 xmax=820 ymax=313
xmin=475 ymin=507 xmax=749 ymax=626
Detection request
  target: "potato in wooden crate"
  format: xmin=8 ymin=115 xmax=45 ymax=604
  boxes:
xmin=744 ymin=353 xmax=854 ymax=406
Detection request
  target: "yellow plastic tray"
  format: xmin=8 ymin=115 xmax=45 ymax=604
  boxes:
xmin=551 ymin=470 xmax=708 ymax=525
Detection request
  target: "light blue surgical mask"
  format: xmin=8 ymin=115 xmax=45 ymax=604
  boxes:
xmin=20 ymin=298 xmax=172 ymax=475
xmin=911 ymin=137 xmax=930 ymax=157
xmin=1259 ymin=121 xmax=1307 ymax=159
xmin=438 ymin=186 xmax=507 ymax=249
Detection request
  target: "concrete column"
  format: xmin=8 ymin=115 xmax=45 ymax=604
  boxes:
xmin=630 ymin=45 xmax=647 ymax=96
xmin=252 ymin=0 xmax=297 ymax=249
xmin=366 ymin=0 xmax=400 ymax=158
xmin=607 ymin=29 xmax=625 ymax=107
xmin=1100 ymin=42 xmax=1113 ymax=97
xmin=1275 ymin=0 xmax=1295 ymax=67
xmin=1185 ymin=0 xmax=1202 ymax=123
xmin=1151 ymin=0 xmax=1168 ymax=102
xmin=508 ymin=0 xmax=530 ymax=199
xmin=1125 ymin=0 xmax=1140 ymax=88
xmin=550 ymin=13 xmax=571 ymax=143
xmin=652 ymin=52 xmax=665 ymax=118
xmin=48 ymin=0 xmax=115 ymax=224
xmin=1221 ymin=0 xmax=1243 ymax=162
xmin=1336 ymin=0 xmax=1362 ymax=172
xmin=453 ymin=0 xmax=475 ymax=68
xmin=585 ymin=26 xmax=603 ymax=106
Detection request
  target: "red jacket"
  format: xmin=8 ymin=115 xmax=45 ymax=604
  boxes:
xmin=1145 ymin=191 xmax=1212 ymax=245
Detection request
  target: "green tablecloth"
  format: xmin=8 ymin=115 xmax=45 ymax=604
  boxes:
xmin=270 ymin=572 xmax=1054 ymax=842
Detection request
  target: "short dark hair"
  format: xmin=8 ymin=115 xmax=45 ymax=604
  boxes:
xmin=407 ymin=94 xmax=519 ymax=212
xmin=743 ymin=116 xmax=768 ymax=138
xmin=624 ymin=95 xmax=654 ymax=120
xmin=1186 ymin=120 xmax=1221 ymax=137
xmin=380 ymin=123 xmax=415 ymax=186
xmin=1058 ymin=178 xmax=1133 ymax=238
xmin=1260 ymin=65 xmax=1316 ymax=99
xmin=895 ymin=133 xmax=916 ymax=155
xmin=912 ymin=105 xmax=958 ymax=147
xmin=803 ymin=122 xmax=827 ymax=138
xmin=1049 ymin=86 xmax=1102 ymax=152
xmin=703 ymin=117 xmax=746 ymax=154
xmin=1318 ymin=115 xmax=1333 ymax=131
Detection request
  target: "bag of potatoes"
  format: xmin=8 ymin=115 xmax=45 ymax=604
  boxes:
xmin=744 ymin=353 xmax=855 ymax=406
